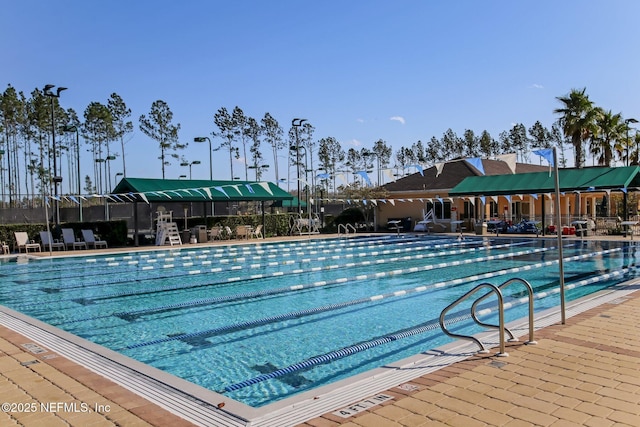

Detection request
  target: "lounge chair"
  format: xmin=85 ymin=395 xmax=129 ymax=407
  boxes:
xmin=62 ymin=228 xmax=87 ymax=250
xmin=39 ymin=231 xmax=65 ymax=251
xmin=235 ymin=225 xmax=250 ymax=240
xmin=81 ymin=229 xmax=108 ymax=249
xmin=208 ymin=226 xmax=223 ymax=241
xmin=251 ymin=224 xmax=263 ymax=239
xmin=14 ymin=232 xmax=41 ymax=253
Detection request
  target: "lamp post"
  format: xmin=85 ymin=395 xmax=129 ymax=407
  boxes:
xmin=248 ymin=164 xmax=269 ymax=181
xmin=193 ymin=136 xmax=213 ymax=180
xmin=105 ymin=155 xmax=116 ymax=193
xmin=291 ymin=118 xmax=306 ymax=214
xmin=0 ymin=149 xmax=4 ymax=205
xmin=180 ymin=160 xmax=201 ymax=179
xmin=44 ymin=84 xmax=67 ymax=224
xmin=114 ymin=172 xmax=123 ymax=187
xmin=95 ymin=158 xmax=105 ymax=194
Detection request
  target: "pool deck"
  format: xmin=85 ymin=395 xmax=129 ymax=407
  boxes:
xmin=1 ymin=233 xmax=639 ymax=426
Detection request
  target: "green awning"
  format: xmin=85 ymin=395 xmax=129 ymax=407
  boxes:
xmin=270 ymin=196 xmax=307 ymax=208
xmin=449 ymin=166 xmax=640 ymax=196
xmin=111 ymin=178 xmax=293 ymax=203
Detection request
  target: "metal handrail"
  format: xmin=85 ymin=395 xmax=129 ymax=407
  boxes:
xmin=338 ymin=223 xmax=356 ymax=235
xmin=439 ymin=283 xmax=508 ymax=356
xmin=471 ymin=278 xmax=537 ymax=346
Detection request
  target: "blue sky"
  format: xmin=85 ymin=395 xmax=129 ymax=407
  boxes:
xmin=3 ymin=0 xmax=640 ymax=186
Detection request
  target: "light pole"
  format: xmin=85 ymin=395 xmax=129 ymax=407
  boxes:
xmin=44 ymin=84 xmax=67 ymax=224
xmin=194 ymin=136 xmax=213 ymax=180
xmin=248 ymin=164 xmax=269 ymax=181
xmin=180 ymin=160 xmax=201 ymax=179
xmin=105 ymin=155 xmax=116 ymax=193
xmin=114 ymin=172 xmax=123 ymax=187
xmin=291 ymin=118 xmax=306 ymax=214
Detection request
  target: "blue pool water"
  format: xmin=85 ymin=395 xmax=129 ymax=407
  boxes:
xmin=0 ymin=235 xmax=637 ymax=407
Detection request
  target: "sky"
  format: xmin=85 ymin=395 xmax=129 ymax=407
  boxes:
xmin=3 ymin=0 xmax=640 ymax=189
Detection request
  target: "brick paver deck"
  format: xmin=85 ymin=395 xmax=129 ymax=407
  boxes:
xmin=0 ymin=327 xmax=195 ymax=427
xmin=300 ymin=289 xmax=640 ymax=427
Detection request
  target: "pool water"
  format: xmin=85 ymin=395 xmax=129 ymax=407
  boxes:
xmin=0 ymin=235 xmax=636 ymax=407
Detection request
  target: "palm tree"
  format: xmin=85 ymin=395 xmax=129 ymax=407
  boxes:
xmin=589 ymin=108 xmax=625 ymax=166
xmin=554 ymin=88 xmax=599 ymax=168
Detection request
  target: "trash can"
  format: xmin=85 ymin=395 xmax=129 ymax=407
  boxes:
xmin=475 ymin=223 xmax=487 ymax=235
xmin=192 ymin=226 xmax=208 ymax=243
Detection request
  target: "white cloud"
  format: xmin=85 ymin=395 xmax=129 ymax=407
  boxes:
xmin=349 ymin=139 xmax=362 ymax=147
xmin=390 ymin=116 xmax=406 ymax=125
xmin=356 ymin=118 xmax=365 ymax=123
xmin=530 ymin=83 xmax=544 ymax=89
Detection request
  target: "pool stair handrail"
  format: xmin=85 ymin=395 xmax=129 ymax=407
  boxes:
xmin=470 ymin=278 xmax=537 ymax=347
xmin=439 ymin=278 xmax=537 ymax=357
xmin=439 ymin=283 xmax=509 ymax=356
xmin=337 ymin=223 xmax=357 ymax=235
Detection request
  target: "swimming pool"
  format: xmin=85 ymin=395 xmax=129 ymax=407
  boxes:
xmin=0 ymin=235 xmax=637 ymax=410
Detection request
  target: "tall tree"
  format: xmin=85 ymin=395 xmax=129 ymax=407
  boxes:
xmin=371 ymin=138 xmax=392 ymax=185
xmin=1 ymin=85 xmax=22 ymax=204
xmin=83 ymin=102 xmax=113 ymax=193
xmin=260 ymin=112 xmax=283 ymax=183
xmin=550 ymin=121 xmax=569 ymax=167
xmin=410 ymin=140 xmax=426 ymax=163
xmin=528 ymin=121 xmax=552 ymax=150
xmin=214 ymin=107 xmax=237 ymax=180
xmin=245 ymin=117 xmax=264 ymax=180
xmin=26 ymin=88 xmax=51 ymax=198
xmin=441 ymin=128 xmax=461 ymax=159
xmin=554 ymin=88 xmax=599 ymax=168
xmin=394 ymin=146 xmax=416 ymax=176
xmin=478 ymin=130 xmax=497 ymax=158
xmin=232 ymin=106 xmax=250 ymax=180
xmin=317 ymin=136 xmax=344 ymax=193
xmin=139 ymin=100 xmax=182 ymax=179
xmin=590 ymin=109 xmax=625 ymax=166
xmin=462 ymin=129 xmax=480 ymax=157
xmin=107 ymin=93 xmax=133 ymax=177
xmin=507 ymin=123 xmax=530 ymax=162
xmin=425 ymin=136 xmax=441 ymax=163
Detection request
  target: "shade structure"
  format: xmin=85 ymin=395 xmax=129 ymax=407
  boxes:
xmin=111 ymin=178 xmax=293 ymax=203
xmin=449 ymin=166 xmax=640 ymax=197
xmin=270 ymin=196 xmax=307 ymax=209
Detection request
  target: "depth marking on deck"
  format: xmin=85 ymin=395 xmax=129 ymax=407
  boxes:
xmin=332 ymin=393 xmax=394 ymax=418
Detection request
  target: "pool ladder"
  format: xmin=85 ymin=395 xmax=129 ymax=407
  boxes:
xmin=439 ymin=278 xmax=537 ymax=357
xmin=338 ymin=223 xmax=357 ymax=235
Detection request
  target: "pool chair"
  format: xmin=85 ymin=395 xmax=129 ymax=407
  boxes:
xmin=61 ymin=228 xmax=87 ymax=250
xmin=235 ymin=225 xmax=250 ymax=240
xmin=81 ymin=229 xmax=108 ymax=249
xmin=39 ymin=231 xmax=65 ymax=251
xmin=208 ymin=226 xmax=223 ymax=241
xmin=251 ymin=224 xmax=263 ymax=239
xmin=14 ymin=231 xmax=41 ymax=253
xmin=223 ymin=226 xmax=234 ymax=240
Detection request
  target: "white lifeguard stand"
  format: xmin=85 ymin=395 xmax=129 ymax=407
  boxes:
xmin=155 ymin=211 xmax=182 ymax=246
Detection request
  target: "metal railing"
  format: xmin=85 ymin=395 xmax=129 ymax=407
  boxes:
xmin=337 ymin=223 xmax=356 ymax=235
xmin=439 ymin=278 xmax=536 ymax=357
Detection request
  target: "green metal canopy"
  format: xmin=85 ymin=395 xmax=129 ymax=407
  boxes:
xmin=270 ymin=196 xmax=307 ymax=208
xmin=449 ymin=166 xmax=640 ymax=197
xmin=111 ymin=178 xmax=293 ymax=203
